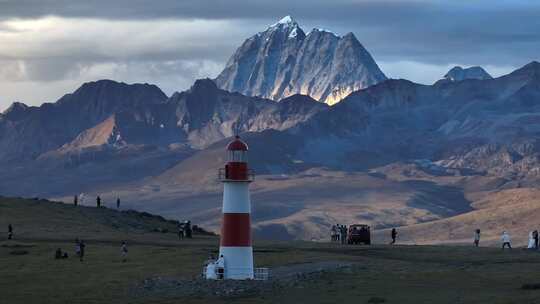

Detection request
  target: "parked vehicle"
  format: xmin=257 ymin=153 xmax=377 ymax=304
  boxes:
xmin=347 ymin=224 xmax=371 ymax=245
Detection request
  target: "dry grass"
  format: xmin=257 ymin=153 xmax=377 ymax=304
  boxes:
xmin=3 ymin=239 xmax=540 ymax=304
xmin=376 ymin=187 xmax=540 ymax=246
xmin=4 ymin=196 xmax=540 ymax=303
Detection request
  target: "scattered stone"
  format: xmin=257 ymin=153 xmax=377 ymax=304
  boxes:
xmin=133 ymin=261 xmax=356 ymax=300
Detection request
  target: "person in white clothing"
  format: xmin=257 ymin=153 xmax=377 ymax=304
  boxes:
xmin=216 ymin=254 xmax=225 ymax=279
xmin=121 ymin=241 xmax=128 ymax=262
xmin=205 ymin=258 xmax=217 ymax=280
xmin=204 ymin=254 xmax=217 ymax=280
xmin=473 ymin=229 xmax=481 ymax=247
xmin=75 ymin=239 xmax=81 ymax=257
xmin=501 ymin=231 xmax=512 ymax=249
xmin=527 ymin=232 xmax=535 ymax=249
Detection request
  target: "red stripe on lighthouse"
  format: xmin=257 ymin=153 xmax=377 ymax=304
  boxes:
xmin=220 ymin=213 xmax=251 ymax=246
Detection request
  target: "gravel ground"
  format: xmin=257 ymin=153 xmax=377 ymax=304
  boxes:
xmin=134 ymin=261 xmax=355 ymax=299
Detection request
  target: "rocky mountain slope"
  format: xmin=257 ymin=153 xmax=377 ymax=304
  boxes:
xmin=215 ymin=16 xmax=386 ymax=105
xmin=0 ymin=80 xmax=168 ymax=162
xmin=2 ymin=51 xmax=540 ymax=242
xmin=109 ymin=61 xmax=540 ymax=241
xmin=0 ymin=78 xmax=326 ymax=197
xmin=0 ymin=79 xmax=325 ymax=164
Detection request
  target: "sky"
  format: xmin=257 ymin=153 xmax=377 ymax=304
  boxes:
xmin=0 ymin=0 xmax=539 ymax=111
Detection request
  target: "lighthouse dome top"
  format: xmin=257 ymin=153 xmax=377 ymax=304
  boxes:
xmin=227 ymin=135 xmax=248 ymax=151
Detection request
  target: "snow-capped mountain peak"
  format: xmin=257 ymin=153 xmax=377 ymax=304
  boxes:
xmin=216 ymin=17 xmax=386 ymax=105
xmin=271 ymin=15 xmax=296 ymax=27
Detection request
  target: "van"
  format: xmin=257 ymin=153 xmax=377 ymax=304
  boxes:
xmin=347 ymin=224 xmax=371 ymax=245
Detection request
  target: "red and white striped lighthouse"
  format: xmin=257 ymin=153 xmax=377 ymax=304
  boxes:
xmin=218 ymin=135 xmax=254 ymax=280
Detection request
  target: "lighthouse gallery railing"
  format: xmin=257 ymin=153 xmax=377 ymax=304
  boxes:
xmin=218 ymin=168 xmax=255 ymax=182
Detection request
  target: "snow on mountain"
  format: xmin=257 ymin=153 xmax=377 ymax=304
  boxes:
xmin=215 ymin=16 xmax=387 ymax=105
xmin=444 ymin=66 xmax=493 ymax=82
xmin=270 ymin=15 xmax=296 ymax=27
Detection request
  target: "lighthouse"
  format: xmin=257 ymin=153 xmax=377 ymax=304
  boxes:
xmin=218 ymin=135 xmax=254 ymax=280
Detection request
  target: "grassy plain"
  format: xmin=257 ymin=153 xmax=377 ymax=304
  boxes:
xmin=2 ymin=197 xmax=540 ymax=304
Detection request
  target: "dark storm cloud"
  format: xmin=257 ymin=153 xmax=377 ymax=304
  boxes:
xmin=0 ymin=0 xmax=428 ymax=20
xmin=1 ymin=0 xmax=539 ymax=67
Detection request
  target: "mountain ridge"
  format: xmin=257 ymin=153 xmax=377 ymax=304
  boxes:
xmin=443 ymin=66 xmax=492 ymax=82
xmin=1 ymin=37 xmax=540 ymax=242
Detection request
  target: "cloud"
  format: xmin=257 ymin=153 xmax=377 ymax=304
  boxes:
xmin=0 ymin=59 xmax=224 ymax=108
xmin=0 ymin=17 xmax=235 ymax=108
xmin=0 ymin=1 xmax=539 ymax=110
xmin=0 ymin=17 xmax=248 ymax=64
xmin=0 ymin=17 xmax=245 ymax=85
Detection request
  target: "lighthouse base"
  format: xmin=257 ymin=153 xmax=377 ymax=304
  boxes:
xmin=219 ymin=246 xmax=254 ymax=280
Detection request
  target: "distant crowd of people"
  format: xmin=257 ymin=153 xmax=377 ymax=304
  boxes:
xmin=73 ymin=194 xmax=122 ymax=209
xmin=6 ymin=216 xmax=193 ymax=265
xmin=325 ymin=223 xmax=540 ymax=249
xmin=52 ymin=239 xmax=127 ymax=262
xmin=331 ymin=224 xmax=398 ymax=245
xmin=177 ymin=221 xmax=193 ymax=240
xmin=474 ymin=229 xmax=513 ymax=249
xmin=489 ymin=229 xmax=540 ymax=250
xmin=331 ymin=224 xmax=348 ymax=244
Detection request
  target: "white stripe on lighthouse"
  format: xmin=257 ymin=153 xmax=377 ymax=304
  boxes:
xmin=222 ymin=182 xmax=251 ymax=213
xmin=218 ymin=246 xmax=254 ymax=279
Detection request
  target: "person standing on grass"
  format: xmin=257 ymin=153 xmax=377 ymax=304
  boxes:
xmin=341 ymin=225 xmax=348 ymax=245
xmin=121 ymin=241 xmax=128 ymax=262
xmin=55 ymin=248 xmax=63 ymax=259
xmin=534 ymin=230 xmax=539 ymax=249
xmin=74 ymin=195 xmax=78 ymax=206
xmin=116 ymin=197 xmax=121 ymax=209
xmin=7 ymin=224 xmax=13 ymax=240
xmin=96 ymin=196 xmax=101 ymax=208
xmin=79 ymin=240 xmax=86 ymax=261
xmin=528 ymin=232 xmax=536 ymax=249
xmin=75 ymin=239 xmax=81 ymax=258
xmin=216 ymin=254 xmax=225 ymax=280
xmin=178 ymin=223 xmax=184 ymax=240
xmin=391 ymin=228 xmax=398 ymax=245
xmin=474 ymin=229 xmax=481 ymax=247
xmin=333 ymin=225 xmax=339 ymax=242
xmin=501 ymin=231 xmax=512 ymax=249
xmin=185 ymin=221 xmax=193 ymax=238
